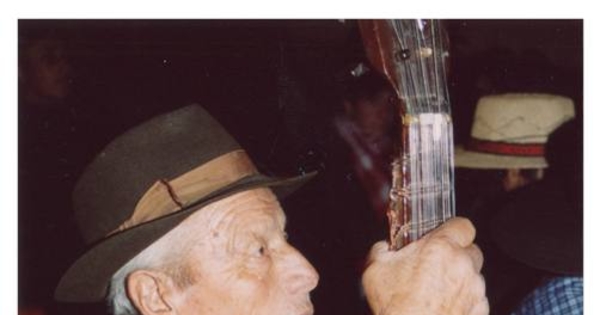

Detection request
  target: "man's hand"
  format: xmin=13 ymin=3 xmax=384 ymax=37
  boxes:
xmin=362 ymin=217 xmax=489 ymax=315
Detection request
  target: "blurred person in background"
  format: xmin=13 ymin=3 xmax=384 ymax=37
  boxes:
xmin=318 ymin=63 xmax=399 ymax=314
xmin=454 ymin=93 xmax=575 ymax=315
xmin=491 ymin=120 xmax=583 ymax=315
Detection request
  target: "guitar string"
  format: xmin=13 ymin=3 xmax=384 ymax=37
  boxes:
xmin=389 ymin=20 xmax=455 ymax=244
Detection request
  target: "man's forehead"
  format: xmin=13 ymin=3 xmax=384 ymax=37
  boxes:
xmin=182 ymin=188 xmax=287 ymax=230
xmin=229 ymin=188 xmax=287 ymax=224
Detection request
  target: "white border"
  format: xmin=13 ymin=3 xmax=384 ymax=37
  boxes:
xmin=3 ymin=2 xmax=596 ymax=312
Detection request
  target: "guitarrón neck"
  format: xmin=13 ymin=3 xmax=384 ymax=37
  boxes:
xmin=386 ymin=20 xmax=456 ymax=250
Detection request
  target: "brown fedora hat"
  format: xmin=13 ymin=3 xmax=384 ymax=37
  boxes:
xmin=55 ymin=105 xmax=316 ymax=302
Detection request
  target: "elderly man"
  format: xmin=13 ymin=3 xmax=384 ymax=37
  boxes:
xmin=55 ymin=105 xmax=487 ymax=315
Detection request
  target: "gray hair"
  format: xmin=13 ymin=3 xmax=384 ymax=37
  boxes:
xmin=107 ymin=246 xmax=164 ymax=315
xmin=107 ymin=221 xmax=202 ymax=315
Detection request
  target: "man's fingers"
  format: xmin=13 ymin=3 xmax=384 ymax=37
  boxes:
xmin=429 ymin=217 xmax=476 ymax=247
xmin=469 ymin=297 xmax=489 ymax=315
xmin=466 ymin=244 xmax=484 ymax=272
xmin=366 ymin=240 xmax=392 ymax=264
xmin=469 ymin=274 xmax=488 ymax=315
xmin=371 ymin=240 xmax=390 ymax=254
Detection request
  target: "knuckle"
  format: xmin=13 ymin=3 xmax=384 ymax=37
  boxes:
xmin=475 ymin=297 xmax=490 ymax=315
xmin=474 ymin=274 xmax=487 ymax=297
xmin=426 ymin=236 xmax=455 ymax=256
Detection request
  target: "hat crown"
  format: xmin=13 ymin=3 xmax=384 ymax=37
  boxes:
xmin=455 ymin=93 xmax=575 ymax=169
xmin=471 ymin=93 xmax=575 ymax=143
xmin=73 ymin=105 xmax=241 ymax=244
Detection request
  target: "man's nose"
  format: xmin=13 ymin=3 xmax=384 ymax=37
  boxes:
xmin=281 ymin=246 xmax=319 ymax=295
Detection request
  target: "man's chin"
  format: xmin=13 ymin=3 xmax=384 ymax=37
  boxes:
xmin=290 ymin=300 xmax=314 ymax=315
xmin=296 ymin=305 xmax=314 ymax=315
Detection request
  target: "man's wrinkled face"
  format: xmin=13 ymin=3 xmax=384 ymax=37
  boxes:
xmin=171 ymin=188 xmax=319 ymax=315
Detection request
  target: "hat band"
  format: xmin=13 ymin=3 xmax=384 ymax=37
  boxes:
xmin=111 ymin=150 xmax=257 ymax=235
xmin=467 ymin=138 xmax=545 ymax=157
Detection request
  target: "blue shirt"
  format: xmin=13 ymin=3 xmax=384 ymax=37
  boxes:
xmin=511 ymin=276 xmax=583 ymax=315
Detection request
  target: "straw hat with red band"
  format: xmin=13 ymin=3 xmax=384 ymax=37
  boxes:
xmin=55 ymin=105 xmax=317 ymax=302
xmin=455 ymin=93 xmax=575 ymax=169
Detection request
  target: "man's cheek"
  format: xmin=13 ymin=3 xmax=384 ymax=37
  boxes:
xmin=235 ymin=262 xmax=272 ymax=292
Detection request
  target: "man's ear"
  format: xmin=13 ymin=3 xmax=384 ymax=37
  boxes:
xmin=126 ymin=270 xmax=177 ymax=315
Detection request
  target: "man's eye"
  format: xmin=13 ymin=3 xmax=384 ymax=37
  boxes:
xmin=250 ymin=244 xmax=267 ymax=257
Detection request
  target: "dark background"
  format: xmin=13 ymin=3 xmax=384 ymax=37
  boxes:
xmin=18 ymin=19 xmax=583 ymax=315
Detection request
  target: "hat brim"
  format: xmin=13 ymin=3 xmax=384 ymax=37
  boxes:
xmin=490 ymin=178 xmax=583 ymax=275
xmin=454 ymin=145 xmax=548 ymax=169
xmin=55 ymin=171 xmax=317 ymax=302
